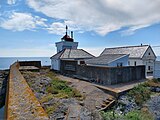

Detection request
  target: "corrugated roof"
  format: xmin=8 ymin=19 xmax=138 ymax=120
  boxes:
xmin=51 ymin=49 xmax=94 ymax=59
xmin=101 ymin=45 xmax=149 ymax=58
xmin=85 ymin=54 xmax=128 ymax=65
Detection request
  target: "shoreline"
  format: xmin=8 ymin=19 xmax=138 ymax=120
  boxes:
xmin=0 ymin=70 xmax=9 ymax=119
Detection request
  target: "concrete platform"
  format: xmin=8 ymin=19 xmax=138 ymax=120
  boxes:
xmin=93 ymin=79 xmax=147 ymax=98
xmin=19 ymin=66 xmax=40 ymax=71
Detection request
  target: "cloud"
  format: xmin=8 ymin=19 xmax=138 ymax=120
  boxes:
xmin=153 ymin=47 xmax=160 ymax=56
xmin=121 ymin=24 xmax=151 ymax=36
xmin=47 ymin=21 xmax=82 ymax=35
xmin=27 ymin=0 xmax=160 ymax=36
xmin=0 ymin=12 xmax=47 ymax=31
xmin=0 ymin=48 xmax=54 ymax=57
xmin=7 ymin=0 xmax=16 ymax=5
xmin=82 ymin=47 xmax=105 ymax=57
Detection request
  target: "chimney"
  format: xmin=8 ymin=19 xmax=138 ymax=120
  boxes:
xmin=71 ymin=31 xmax=73 ymax=39
xmin=141 ymin=43 xmax=143 ymax=46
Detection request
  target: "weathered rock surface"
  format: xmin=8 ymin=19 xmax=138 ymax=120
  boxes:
xmin=22 ymin=71 xmax=111 ymax=120
xmin=150 ymin=87 xmax=160 ymax=92
xmin=0 ymin=70 xmax=9 ymax=108
xmin=115 ymin=95 xmax=139 ymax=115
xmin=146 ymin=95 xmax=160 ymax=120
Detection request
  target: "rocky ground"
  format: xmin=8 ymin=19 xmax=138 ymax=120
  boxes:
xmin=0 ymin=70 xmax=9 ymax=108
xmin=21 ymin=69 xmax=160 ymax=120
xmin=107 ymin=80 xmax=160 ymax=120
xmin=0 ymin=70 xmax=8 ymax=88
xmin=22 ymin=69 xmax=112 ymax=120
xmin=115 ymin=95 xmax=140 ymax=115
xmin=146 ymin=94 xmax=160 ymax=120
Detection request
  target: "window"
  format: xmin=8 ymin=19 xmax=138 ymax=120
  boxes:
xmin=148 ymin=52 xmax=150 ymax=55
xmin=117 ymin=63 xmax=123 ymax=67
xmin=148 ymin=66 xmax=151 ymax=71
xmin=80 ymin=61 xmax=85 ymax=65
xmin=128 ymin=61 xmax=130 ymax=65
xmin=134 ymin=61 xmax=136 ymax=66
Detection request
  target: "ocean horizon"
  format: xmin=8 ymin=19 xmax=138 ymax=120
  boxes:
xmin=0 ymin=57 xmax=51 ymax=70
xmin=0 ymin=56 xmax=160 ymax=70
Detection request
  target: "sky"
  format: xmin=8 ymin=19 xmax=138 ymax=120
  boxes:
xmin=0 ymin=0 xmax=160 ymax=57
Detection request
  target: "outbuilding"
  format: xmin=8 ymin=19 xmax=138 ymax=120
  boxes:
xmin=85 ymin=54 xmax=129 ymax=67
xmin=101 ymin=45 xmax=156 ymax=75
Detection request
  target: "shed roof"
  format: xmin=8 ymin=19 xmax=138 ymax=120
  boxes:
xmin=101 ymin=45 xmax=150 ymax=58
xmin=51 ymin=49 xmax=94 ymax=59
xmin=85 ymin=54 xmax=128 ymax=65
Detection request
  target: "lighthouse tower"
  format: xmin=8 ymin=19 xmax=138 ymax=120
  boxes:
xmin=56 ymin=26 xmax=78 ymax=53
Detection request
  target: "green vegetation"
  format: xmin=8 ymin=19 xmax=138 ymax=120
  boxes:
xmin=127 ymin=78 xmax=160 ymax=105
xmin=125 ymin=110 xmax=153 ymax=120
xmin=144 ymin=78 xmax=160 ymax=87
xmin=46 ymin=71 xmax=84 ymax=99
xmin=40 ymin=94 xmax=54 ymax=103
xmin=100 ymin=110 xmax=153 ymax=120
xmin=127 ymin=83 xmax=151 ymax=105
xmin=100 ymin=79 xmax=160 ymax=120
xmin=45 ymin=102 xmax=61 ymax=115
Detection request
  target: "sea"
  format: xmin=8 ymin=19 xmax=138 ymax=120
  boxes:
xmin=157 ymin=56 xmax=160 ymax=61
xmin=0 ymin=57 xmax=51 ymax=119
xmin=0 ymin=57 xmax=51 ymax=70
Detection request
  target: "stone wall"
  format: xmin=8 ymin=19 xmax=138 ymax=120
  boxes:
xmin=19 ymin=61 xmax=41 ymax=68
xmin=5 ymin=62 xmax=48 ymax=120
xmin=77 ymin=65 xmax=145 ymax=85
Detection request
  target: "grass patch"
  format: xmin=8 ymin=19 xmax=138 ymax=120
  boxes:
xmin=144 ymin=78 xmax=160 ymax=87
xmin=40 ymin=94 xmax=54 ymax=103
xmin=100 ymin=110 xmax=153 ymax=120
xmin=124 ymin=110 xmax=154 ymax=120
xmin=45 ymin=102 xmax=61 ymax=115
xmin=127 ymin=84 xmax=151 ymax=105
xmin=46 ymin=71 xmax=84 ymax=100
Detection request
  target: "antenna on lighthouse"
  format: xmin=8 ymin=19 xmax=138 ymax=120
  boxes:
xmin=66 ymin=25 xmax=68 ymax=36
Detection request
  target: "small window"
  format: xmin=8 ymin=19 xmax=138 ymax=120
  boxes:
xmin=148 ymin=66 xmax=151 ymax=71
xmin=134 ymin=61 xmax=136 ymax=66
xmin=148 ymin=52 xmax=150 ymax=55
xmin=128 ymin=61 xmax=130 ymax=65
xmin=117 ymin=63 xmax=123 ymax=67
xmin=80 ymin=61 xmax=85 ymax=65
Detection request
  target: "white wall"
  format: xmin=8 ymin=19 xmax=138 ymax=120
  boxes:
xmin=56 ymin=41 xmax=78 ymax=52
xmin=129 ymin=47 xmax=156 ymax=74
xmin=142 ymin=47 xmax=156 ymax=73
xmin=128 ymin=59 xmax=143 ymax=66
xmin=154 ymin=61 xmax=160 ymax=78
xmin=51 ymin=59 xmax=60 ymax=71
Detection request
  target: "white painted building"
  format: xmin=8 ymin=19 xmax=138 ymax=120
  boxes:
xmin=101 ymin=45 xmax=156 ymax=74
xmin=154 ymin=61 xmax=160 ymax=78
xmin=56 ymin=41 xmax=78 ymax=53
xmin=85 ymin=54 xmax=129 ymax=67
xmin=51 ymin=26 xmax=94 ymax=71
xmin=51 ymin=49 xmax=94 ymax=71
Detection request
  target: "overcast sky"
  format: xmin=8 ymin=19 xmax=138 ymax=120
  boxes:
xmin=0 ymin=0 xmax=160 ymax=57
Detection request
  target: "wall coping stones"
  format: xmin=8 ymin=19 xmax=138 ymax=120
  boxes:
xmin=5 ymin=62 xmax=49 ymax=120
